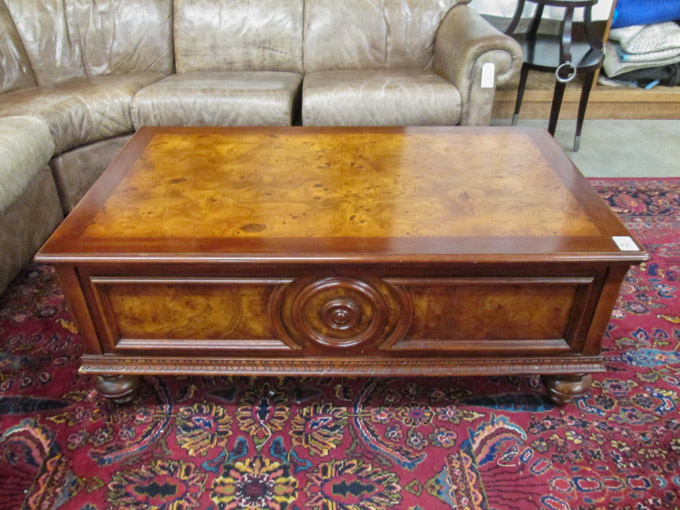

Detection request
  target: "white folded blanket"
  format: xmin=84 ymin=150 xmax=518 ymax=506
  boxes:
xmin=610 ymin=22 xmax=680 ymax=54
xmin=605 ymin=22 xmax=680 ymax=77
xmin=604 ymin=42 xmax=680 ymax=77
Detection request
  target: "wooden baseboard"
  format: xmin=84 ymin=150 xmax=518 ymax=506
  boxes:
xmin=494 ymin=71 xmax=680 ymax=120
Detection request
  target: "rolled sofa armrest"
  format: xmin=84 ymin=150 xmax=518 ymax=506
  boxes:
xmin=434 ymin=5 xmax=523 ymax=126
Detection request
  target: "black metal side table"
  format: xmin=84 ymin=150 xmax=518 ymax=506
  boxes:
xmin=506 ymin=0 xmax=604 ymax=151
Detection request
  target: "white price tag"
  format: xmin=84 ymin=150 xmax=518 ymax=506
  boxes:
xmin=481 ymin=63 xmax=495 ymax=89
xmin=613 ymin=236 xmax=639 ymax=251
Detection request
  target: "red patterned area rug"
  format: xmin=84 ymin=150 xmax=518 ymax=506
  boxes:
xmin=1 ymin=178 xmax=679 ymax=510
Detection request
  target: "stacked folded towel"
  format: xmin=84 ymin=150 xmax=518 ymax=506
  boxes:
xmin=603 ymin=22 xmax=680 ymax=87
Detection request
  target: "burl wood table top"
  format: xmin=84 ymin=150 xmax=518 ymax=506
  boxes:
xmin=37 ymin=126 xmax=646 ymax=265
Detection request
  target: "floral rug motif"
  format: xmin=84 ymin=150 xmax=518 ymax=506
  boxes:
xmin=1 ymin=178 xmax=679 ymax=509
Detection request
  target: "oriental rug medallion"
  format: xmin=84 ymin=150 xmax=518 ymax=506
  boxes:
xmin=1 ymin=178 xmax=679 ymax=510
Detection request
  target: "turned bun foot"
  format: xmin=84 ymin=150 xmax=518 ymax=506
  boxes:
xmin=543 ymin=373 xmax=592 ymax=406
xmin=95 ymin=375 xmax=141 ymax=403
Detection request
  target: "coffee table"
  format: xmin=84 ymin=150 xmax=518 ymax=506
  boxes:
xmin=36 ymin=126 xmax=647 ymax=405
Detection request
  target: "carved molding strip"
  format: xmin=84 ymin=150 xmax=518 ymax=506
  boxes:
xmin=81 ymin=355 xmax=605 ymax=377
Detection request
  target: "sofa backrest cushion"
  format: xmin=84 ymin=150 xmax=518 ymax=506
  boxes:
xmin=303 ymin=0 xmax=468 ymax=72
xmin=0 ymin=1 xmax=37 ymax=93
xmin=5 ymin=0 xmax=87 ymax=86
xmin=174 ymin=0 xmax=303 ymax=74
xmin=70 ymin=0 xmax=174 ymax=77
xmin=4 ymin=0 xmax=173 ymax=87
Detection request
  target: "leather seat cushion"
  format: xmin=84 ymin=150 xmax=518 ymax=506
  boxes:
xmin=0 ymin=72 xmax=164 ymax=154
xmin=131 ymin=71 xmax=303 ymax=128
xmin=0 ymin=116 xmax=55 ymax=212
xmin=302 ymin=69 xmax=462 ymax=126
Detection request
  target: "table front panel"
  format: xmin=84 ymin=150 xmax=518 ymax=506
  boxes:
xmin=89 ymin=277 xmax=299 ymax=353
xmin=82 ymin=272 xmax=600 ymax=358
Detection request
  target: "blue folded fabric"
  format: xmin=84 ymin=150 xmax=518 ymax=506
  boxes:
xmin=612 ymin=0 xmax=680 ymax=29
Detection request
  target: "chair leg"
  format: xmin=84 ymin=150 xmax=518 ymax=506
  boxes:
xmin=548 ymin=79 xmax=567 ymax=137
xmin=574 ymin=70 xmax=596 ymax=152
xmin=512 ymin=65 xmax=530 ymax=126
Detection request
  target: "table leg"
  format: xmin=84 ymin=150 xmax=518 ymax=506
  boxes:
xmin=95 ymin=374 xmax=141 ymax=403
xmin=542 ymin=373 xmax=592 ymax=406
xmin=574 ymin=69 xmax=596 ymax=152
xmin=512 ymin=65 xmax=530 ymax=126
xmin=548 ymin=79 xmax=567 ymax=137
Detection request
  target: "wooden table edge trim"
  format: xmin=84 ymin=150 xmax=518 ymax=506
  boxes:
xmin=34 ymin=252 xmax=649 ymax=264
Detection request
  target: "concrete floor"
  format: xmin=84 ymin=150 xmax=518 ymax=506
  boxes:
xmin=492 ymin=118 xmax=680 ymax=178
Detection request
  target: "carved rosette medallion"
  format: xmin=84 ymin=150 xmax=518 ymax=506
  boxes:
xmin=292 ymin=277 xmax=386 ymax=348
xmin=270 ymin=276 xmax=411 ymax=350
xmin=321 ymin=298 xmax=361 ymax=331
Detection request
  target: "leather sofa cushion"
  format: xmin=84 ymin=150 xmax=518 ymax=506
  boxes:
xmin=51 ymin=135 xmax=132 ymax=213
xmin=0 ymin=165 xmax=62 ymax=294
xmin=303 ymin=0 xmax=466 ymax=72
xmin=70 ymin=0 xmax=174 ymax=77
xmin=302 ymin=69 xmax=462 ymax=126
xmin=5 ymin=0 xmax=173 ymax=86
xmin=0 ymin=1 xmax=37 ymax=93
xmin=132 ymin=71 xmax=302 ymax=128
xmin=174 ymin=0 xmax=303 ymax=74
xmin=5 ymin=0 xmax=87 ymax=86
xmin=0 ymin=72 xmax=163 ymax=154
xmin=0 ymin=116 xmax=54 ymax=212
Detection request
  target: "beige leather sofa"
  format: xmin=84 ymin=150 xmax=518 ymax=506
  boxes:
xmin=0 ymin=0 xmax=522 ymax=294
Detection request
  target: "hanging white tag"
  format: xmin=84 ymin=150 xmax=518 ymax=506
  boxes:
xmin=481 ymin=63 xmax=495 ymax=89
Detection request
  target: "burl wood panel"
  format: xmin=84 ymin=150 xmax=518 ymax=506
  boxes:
xmin=384 ymin=278 xmax=593 ymax=353
xmin=82 ymin=131 xmax=600 ymax=240
xmin=90 ymin=278 xmax=299 ymax=353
